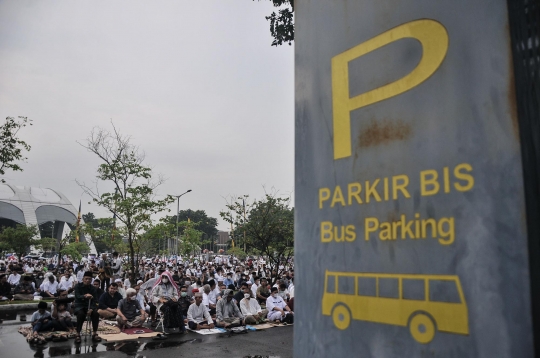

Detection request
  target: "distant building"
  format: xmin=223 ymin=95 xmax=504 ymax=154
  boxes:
xmin=0 ymin=184 xmax=97 ymax=254
xmin=217 ymin=231 xmax=229 ymax=245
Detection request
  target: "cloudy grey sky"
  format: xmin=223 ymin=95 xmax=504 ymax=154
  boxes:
xmin=0 ymin=0 xmax=294 ymax=230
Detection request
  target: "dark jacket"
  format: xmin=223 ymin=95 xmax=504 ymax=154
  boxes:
xmin=74 ymin=282 xmax=99 ymax=312
xmin=99 ymin=291 xmax=123 ymax=310
xmin=233 ymin=291 xmax=244 ymax=307
xmin=14 ymin=282 xmax=35 ymax=295
xmin=0 ymin=281 xmax=12 ymax=298
xmin=178 ymin=295 xmax=191 ymax=316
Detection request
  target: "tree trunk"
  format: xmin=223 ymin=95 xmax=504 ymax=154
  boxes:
xmin=128 ymin=229 xmax=136 ymax=285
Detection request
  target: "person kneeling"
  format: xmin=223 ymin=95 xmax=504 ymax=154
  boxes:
xmin=187 ymin=293 xmax=215 ymax=330
xmin=216 ymin=289 xmax=244 ymax=328
xmin=266 ymin=287 xmax=294 ymax=324
xmin=240 ymin=289 xmax=268 ymax=325
xmin=116 ymin=288 xmax=146 ymax=330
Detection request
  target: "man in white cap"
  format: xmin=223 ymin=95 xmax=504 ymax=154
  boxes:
xmin=116 ymin=288 xmax=146 ymax=330
xmin=134 ymin=284 xmax=150 ymax=315
xmin=115 ymin=278 xmax=126 ymax=298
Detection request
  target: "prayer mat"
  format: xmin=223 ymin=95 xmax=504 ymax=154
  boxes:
xmin=186 ymin=328 xmax=227 ymax=335
xmin=18 ymin=320 xmax=121 ymax=343
xmin=81 ymin=320 xmax=122 ymax=335
xmin=246 ymin=323 xmax=275 ymax=330
xmin=123 ymin=327 xmax=154 ymax=335
xmin=18 ymin=326 xmax=75 ymax=343
xmin=270 ymin=322 xmax=293 ymax=327
xmin=100 ymin=331 xmax=160 ymax=341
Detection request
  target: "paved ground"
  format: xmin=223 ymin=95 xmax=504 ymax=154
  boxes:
xmin=0 ymin=310 xmax=293 ymax=358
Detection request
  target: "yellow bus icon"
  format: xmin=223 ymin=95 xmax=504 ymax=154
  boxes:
xmin=322 ymin=271 xmax=469 ymax=343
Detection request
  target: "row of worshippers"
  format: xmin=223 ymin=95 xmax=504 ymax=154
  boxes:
xmin=4 ymin=252 xmax=294 ymax=305
xmin=29 ymin=271 xmax=139 ymax=343
xmin=0 ymin=271 xmax=131 ymax=302
xmin=0 ymin=272 xmax=75 ymax=300
xmin=150 ymin=272 xmax=294 ymax=332
xmin=81 ymin=271 xmax=294 ymax=335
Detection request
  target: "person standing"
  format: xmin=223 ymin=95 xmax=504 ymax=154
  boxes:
xmin=98 ymin=253 xmax=112 ymax=291
xmin=111 ymin=252 xmax=123 ymax=279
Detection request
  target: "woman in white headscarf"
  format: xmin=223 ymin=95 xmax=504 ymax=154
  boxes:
xmin=150 ymin=271 xmax=184 ymax=332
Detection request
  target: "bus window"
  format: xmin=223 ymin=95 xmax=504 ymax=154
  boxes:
xmin=379 ymin=278 xmax=399 ymax=298
xmin=338 ymin=275 xmax=355 ymax=295
xmin=358 ymin=277 xmax=376 ymax=297
xmin=327 ymin=275 xmax=336 ymax=293
xmin=402 ymin=279 xmax=425 ymax=300
xmin=429 ymin=279 xmax=461 ymax=303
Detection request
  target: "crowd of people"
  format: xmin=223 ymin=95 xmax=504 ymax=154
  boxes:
xmin=0 ymin=252 xmax=295 ymax=344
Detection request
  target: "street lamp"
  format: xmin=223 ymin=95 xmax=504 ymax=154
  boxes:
xmin=174 ymin=190 xmax=192 ymax=259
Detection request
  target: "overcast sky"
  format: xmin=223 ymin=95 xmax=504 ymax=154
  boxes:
xmin=0 ymin=0 xmax=294 ymax=231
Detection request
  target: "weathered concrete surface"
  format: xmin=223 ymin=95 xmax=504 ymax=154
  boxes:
xmin=0 ymin=301 xmax=53 ymax=312
xmin=0 ymin=311 xmax=293 ymax=358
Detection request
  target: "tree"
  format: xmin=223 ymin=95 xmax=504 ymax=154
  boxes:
xmin=143 ymin=218 xmax=204 ymax=258
xmin=76 ymin=124 xmax=175 ymax=279
xmin=256 ymin=0 xmax=294 ymax=46
xmin=221 ymin=193 xmax=294 ymax=284
xmin=0 ymin=116 xmax=32 ymax=183
xmin=83 ymin=212 xmax=116 ymax=253
xmin=39 ymin=237 xmax=57 ymax=255
xmin=0 ymin=224 xmax=39 ymax=258
xmin=178 ymin=220 xmax=203 ymax=257
xmin=227 ymin=247 xmax=248 ymax=260
xmin=61 ymin=242 xmax=90 ymax=262
xmin=141 ymin=221 xmax=172 ymax=256
xmin=162 ymin=210 xmax=218 ymax=241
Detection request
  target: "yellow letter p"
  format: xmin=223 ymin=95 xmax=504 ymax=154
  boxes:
xmin=332 ymin=19 xmax=449 ymax=160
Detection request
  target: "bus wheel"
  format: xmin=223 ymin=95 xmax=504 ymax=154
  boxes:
xmin=332 ymin=304 xmax=351 ymax=330
xmin=409 ymin=313 xmax=435 ymax=344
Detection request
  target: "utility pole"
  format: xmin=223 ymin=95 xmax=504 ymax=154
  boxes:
xmin=174 ymin=189 xmax=192 ymax=258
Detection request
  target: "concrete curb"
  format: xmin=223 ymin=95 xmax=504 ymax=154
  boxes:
xmin=0 ymin=302 xmax=52 ymax=311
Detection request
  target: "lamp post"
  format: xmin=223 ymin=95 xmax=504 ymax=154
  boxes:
xmin=174 ymin=189 xmax=192 ymax=259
